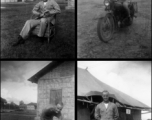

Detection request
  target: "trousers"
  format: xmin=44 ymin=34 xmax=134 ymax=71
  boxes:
xmin=20 ymin=16 xmax=54 ymax=39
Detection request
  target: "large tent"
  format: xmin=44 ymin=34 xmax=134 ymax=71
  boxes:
xmin=78 ymin=68 xmax=150 ymax=109
xmin=77 ymin=68 xmax=151 ymax=120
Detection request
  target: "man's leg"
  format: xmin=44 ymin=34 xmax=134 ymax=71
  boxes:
xmin=13 ymin=19 xmax=40 ymax=46
xmin=20 ymin=19 xmax=40 ymax=39
xmin=38 ymin=18 xmax=48 ymax=37
xmin=38 ymin=17 xmax=54 ymax=37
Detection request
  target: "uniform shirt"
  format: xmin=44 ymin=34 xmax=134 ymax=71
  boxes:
xmin=32 ymin=0 xmax=61 ymax=16
xmin=44 ymin=2 xmax=47 ymax=6
xmin=104 ymin=103 xmax=108 ymax=109
xmin=41 ymin=107 xmax=62 ymax=120
xmin=94 ymin=102 xmax=119 ymax=120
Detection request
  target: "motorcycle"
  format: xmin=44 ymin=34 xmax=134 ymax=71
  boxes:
xmin=97 ymin=0 xmax=138 ymax=42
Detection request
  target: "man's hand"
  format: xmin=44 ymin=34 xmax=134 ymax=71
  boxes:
xmin=43 ymin=11 xmax=50 ymax=18
xmin=39 ymin=13 xmax=44 ymax=18
xmin=53 ymin=116 xmax=59 ymax=120
xmin=38 ymin=11 xmax=50 ymax=18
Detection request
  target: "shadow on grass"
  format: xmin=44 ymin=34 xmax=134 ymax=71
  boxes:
xmin=1 ymin=2 xmax=75 ymax=58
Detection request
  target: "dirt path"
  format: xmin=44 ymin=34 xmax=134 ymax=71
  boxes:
xmin=78 ymin=0 xmax=151 ymax=58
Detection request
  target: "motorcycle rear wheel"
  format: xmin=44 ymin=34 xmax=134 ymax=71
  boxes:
xmin=97 ymin=13 xmax=115 ymax=43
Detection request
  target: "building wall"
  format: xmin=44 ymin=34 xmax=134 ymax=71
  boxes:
xmin=118 ymin=108 xmax=141 ymax=120
xmin=37 ymin=61 xmax=75 ymax=120
xmin=27 ymin=105 xmax=35 ymax=110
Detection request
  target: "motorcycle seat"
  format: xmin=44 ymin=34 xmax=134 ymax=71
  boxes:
xmin=113 ymin=2 xmax=130 ymax=17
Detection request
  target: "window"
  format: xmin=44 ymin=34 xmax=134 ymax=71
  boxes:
xmin=126 ymin=109 xmax=131 ymax=114
xmin=50 ymin=89 xmax=62 ymax=105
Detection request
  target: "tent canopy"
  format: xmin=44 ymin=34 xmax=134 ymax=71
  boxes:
xmin=78 ymin=68 xmax=150 ymax=109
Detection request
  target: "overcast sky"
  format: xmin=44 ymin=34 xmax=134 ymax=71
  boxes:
xmin=78 ymin=61 xmax=151 ymax=120
xmin=1 ymin=61 xmax=51 ymax=105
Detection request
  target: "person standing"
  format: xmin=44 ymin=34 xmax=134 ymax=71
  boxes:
xmin=94 ymin=90 xmax=119 ymax=120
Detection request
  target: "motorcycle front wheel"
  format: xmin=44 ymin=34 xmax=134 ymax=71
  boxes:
xmin=97 ymin=13 xmax=115 ymax=43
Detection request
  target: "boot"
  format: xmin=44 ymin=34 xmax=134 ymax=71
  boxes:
xmin=37 ymin=36 xmax=46 ymax=44
xmin=12 ymin=35 xmax=25 ymax=47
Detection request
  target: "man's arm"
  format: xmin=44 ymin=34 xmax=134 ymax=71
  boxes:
xmin=49 ymin=0 xmax=61 ymax=14
xmin=53 ymin=112 xmax=62 ymax=120
xmin=32 ymin=2 xmax=42 ymax=16
xmin=58 ymin=114 xmax=63 ymax=120
xmin=94 ymin=105 xmax=100 ymax=120
xmin=113 ymin=104 xmax=119 ymax=120
xmin=40 ymin=109 xmax=47 ymax=120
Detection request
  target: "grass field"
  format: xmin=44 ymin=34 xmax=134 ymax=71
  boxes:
xmin=1 ymin=110 xmax=36 ymax=120
xmin=1 ymin=113 xmax=35 ymax=120
xmin=78 ymin=0 xmax=151 ymax=58
xmin=1 ymin=1 xmax=75 ymax=58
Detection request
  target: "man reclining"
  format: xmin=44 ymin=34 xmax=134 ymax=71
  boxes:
xmin=13 ymin=0 xmax=61 ymax=46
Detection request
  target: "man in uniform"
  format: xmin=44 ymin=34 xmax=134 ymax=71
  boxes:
xmin=94 ymin=90 xmax=119 ymax=120
xmin=41 ymin=102 xmax=63 ymax=120
xmin=13 ymin=0 xmax=61 ymax=46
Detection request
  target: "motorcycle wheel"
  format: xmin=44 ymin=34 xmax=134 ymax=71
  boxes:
xmin=97 ymin=13 xmax=115 ymax=43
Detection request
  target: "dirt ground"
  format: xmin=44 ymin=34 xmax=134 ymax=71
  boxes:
xmin=78 ymin=0 xmax=151 ymax=58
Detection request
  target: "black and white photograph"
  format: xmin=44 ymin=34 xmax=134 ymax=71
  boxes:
xmin=78 ymin=0 xmax=151 ymax=58
xmin=1 ymin=0 xmax=75 ymax=58
xmin=77 ymin=61 xmax=151 ymax=120
xmin=1 ymin=61 xmax=75 ymax=120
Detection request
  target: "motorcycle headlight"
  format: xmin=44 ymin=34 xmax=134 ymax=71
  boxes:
xmin=104 ymin=0 xmax=110 ymax=6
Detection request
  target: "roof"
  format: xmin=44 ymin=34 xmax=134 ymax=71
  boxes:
xmin=78 ymin=68 xmax=150 ymax=109
xmin=27 ymin=102 xmax=37 ymax=106
xmin=28 ymin=61 xmax=64 ymax=83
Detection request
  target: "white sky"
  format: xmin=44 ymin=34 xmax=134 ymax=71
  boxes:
xmin=1 ymin=61 xmax=51 ymax=105
xmin=78 ymin=61 xmax=151 ymax=120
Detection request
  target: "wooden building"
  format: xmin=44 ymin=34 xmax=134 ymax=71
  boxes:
xmin=28 ymin=61 xmax=75 ymax=120
xmin=19 ymin=104 xmax=27 ymax=110
xmin=77 ymin=68 xmax=150 ymax=120
xmin=27 ymin=102 xmax=37 ymax=110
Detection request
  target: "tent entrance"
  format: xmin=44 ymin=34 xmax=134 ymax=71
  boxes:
xmin=77 ymin=101 xmax=90 ymax=120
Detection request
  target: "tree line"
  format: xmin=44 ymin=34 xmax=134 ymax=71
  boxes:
xmin=0 ymin=97 xmax=25 ymax=110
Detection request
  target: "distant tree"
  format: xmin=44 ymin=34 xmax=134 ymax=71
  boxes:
xmin=19 ymin=100 xmax=24 ymax=105
xmin=10 ymin=101 xmax=16 ymax=109
xmin=11 ymin=101 xmax=15 ymax=105
xmin=0 ymin=97 xmax=7 ymax=104
xmin=0 ymin=97 xmax=7 ymax=109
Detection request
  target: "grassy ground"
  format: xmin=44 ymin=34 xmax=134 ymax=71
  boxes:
xmin=1 ymin=2 xmax=75 ymax=58
xmin=1 ymin=113 xmax=35 ymax=120
xmin=1 ymin=110 xmax=36 ymax=114
xmin=78 ymin=0 xmax=151 ymax=58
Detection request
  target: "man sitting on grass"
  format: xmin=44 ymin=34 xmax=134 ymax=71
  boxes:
xmin=13 ymin=0 xmax=61 ymax=46
xmin=41 ymin=102 xmax=63 ymax=120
